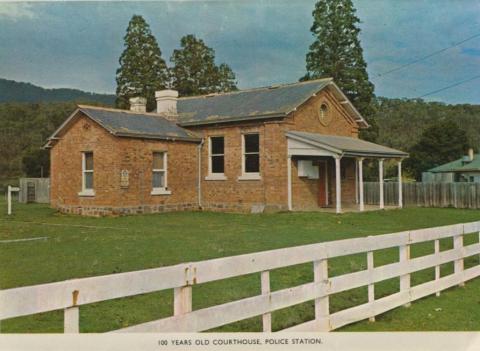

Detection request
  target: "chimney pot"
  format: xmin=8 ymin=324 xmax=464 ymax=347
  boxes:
xmin=129 ymin=97 xmax=147 ymax=113
xmin=468 ymin=148 xmax=474 ymax=161
xmin=155 ymin=89 xmax=179 ymax=122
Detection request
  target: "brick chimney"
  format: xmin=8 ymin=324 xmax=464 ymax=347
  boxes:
xmin=129 ymin=97 xmax=147 ymax=113
xmin=155 ymin=90 xmax=178 ymax=122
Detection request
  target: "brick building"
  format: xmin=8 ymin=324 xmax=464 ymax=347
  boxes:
xmin=45 ymin=78 xmax=408 ymax=216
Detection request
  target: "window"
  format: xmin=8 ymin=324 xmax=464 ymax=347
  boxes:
xmin=79 ymin=152 xmax=94 ymax=196
xmin=151 ymin=152 xmax=171 ymax=195
xmin=319 ymin=103 xmax=329 ymax=119
xmin=206 ymin=136 xmax=226 ymax=180
xmin=239 ymin=133 xmax=260 ymax=180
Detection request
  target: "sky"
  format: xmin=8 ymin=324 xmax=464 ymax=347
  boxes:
xmin=0 ymin=0 xmax=479 ymax=104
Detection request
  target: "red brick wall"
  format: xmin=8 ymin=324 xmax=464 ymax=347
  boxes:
xmin=50 ymin=113 xmax=199 ymax=215
xmin=190 ymin=88 xmax=360 ymax=211
xmin=50 ymin=87 xmax=362 ymax=215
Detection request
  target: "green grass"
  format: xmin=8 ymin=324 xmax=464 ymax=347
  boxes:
xmin=1 ymin=199 xmax=480 ymax=333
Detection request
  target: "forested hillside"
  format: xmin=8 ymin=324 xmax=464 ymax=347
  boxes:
xmin=0 ymin=102 xmax=108 ymax=189
xmin=375 ymin=98 xmax=480 ymax=152
xmin=0 ymin=78 xmax=115 ymax=105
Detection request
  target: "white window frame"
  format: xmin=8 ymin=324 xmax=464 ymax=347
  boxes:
xmin=151 ymin=151 xmax=171 ymax=195
xmin=205 ymin=136 xmax=227 ymax=181
xmin=78 ymin=152 xmax=95 ymax=197
xmin=238 ymin=133 xmax=261 ymax=181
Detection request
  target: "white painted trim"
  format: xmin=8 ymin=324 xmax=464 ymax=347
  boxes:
xmin=205 ymin=174 xmax=227 ymax=181
xmin=238 ymin=174 xmax=261 ymax=181
xmin=355 ymin=159 xmax=358 ymax=204
xmin=325 ymin=161 xmax=329 ymax=206
xmin=287 ymin=156 xmax=292 ymax=211
xmin=78 ymin=190 xmax=95 ymax=197
xmin=358 ymin=158 xmax=365 ymax=211
xmin=81 ymin=152 xmax=94 ymax=195
xmin=150 ymin=189 xmax=172 ymax=196
xmin=152 ymin=152 xmax=170 ymax=194
xmin=398 ymin=161 xmax=403 ymax=208
xmin=379 ymin=158 xmax=384 ymax=210
xmin=335 ymin=156 xmax=342 ymax=214
xmin=286 ymin=133 xmax=342 ymax=155
xmin=207 ymin=136 xmax=225 ymax=177
xmin=241 ymin=133 xmax=261 ymax=177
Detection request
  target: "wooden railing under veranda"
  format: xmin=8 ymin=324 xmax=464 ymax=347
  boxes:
xmin=1 ymin=222 xmax=480 ymax=333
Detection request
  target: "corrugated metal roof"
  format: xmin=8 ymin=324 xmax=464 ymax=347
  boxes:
xmin=287 ymin=131 xmax=408 ymax=158
xmin=428 ymin=155 xmax=480 ymax=173
xmin=177 ymin=79 xmax=333 ymax=126
xmin=78 ymin=106 xmax=201 ymax=142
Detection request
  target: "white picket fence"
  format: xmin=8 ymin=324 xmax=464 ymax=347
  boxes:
xmin=1 ymin=222 xmax=480 ymax=333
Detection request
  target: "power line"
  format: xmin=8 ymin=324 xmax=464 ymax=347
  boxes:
xmin=416 ymin=74 xmax=480 ymax=98
xmin=376 ymin=32 xmax=480 ymax=78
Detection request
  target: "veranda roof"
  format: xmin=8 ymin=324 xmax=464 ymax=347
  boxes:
xmin=287 ymin=131 xmax=408 ymax=158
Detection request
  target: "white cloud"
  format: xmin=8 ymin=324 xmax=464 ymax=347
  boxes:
xmin=0 ymin=3 xmax=36 ymax=21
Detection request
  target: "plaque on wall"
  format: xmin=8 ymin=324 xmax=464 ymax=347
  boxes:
xmin=120 ymin=169 xmax=129 ymax=188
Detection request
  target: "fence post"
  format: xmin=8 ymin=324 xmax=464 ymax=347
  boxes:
xmin=434 ymin=239 xmax=441 ymax=297
xmin=7 ymin=185 xmax=12 ymax=215
xmin=399 ymin=242 xmax=411 ymax=307
xmin=64 ymin=307 xmax=79 ymax=333
xmin=367 ymin=250 xmax=375 ymax=322
xmin=314 ymin=259 xmax=330 ymax=331
xmin=261 ymin=271 xmax=272 ymax=332
xmin=64 ymin=289 xmax=80 ymax=333
xmin=454 ymin=234 xmax=465 ymax=287
xmin=174 ymin=286 xmax=192 ymax=316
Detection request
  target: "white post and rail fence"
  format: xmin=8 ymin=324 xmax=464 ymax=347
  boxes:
xmin=1 ymin=222 xmax=479 ymax=333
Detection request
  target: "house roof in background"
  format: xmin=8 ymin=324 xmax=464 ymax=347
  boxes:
xmin=45 ymin=105 xmax=201 ymax=147
xmin=287 ymin=131 xmax=408 ymax=158
xmin=428 ymin=155 xmax=480 ymax=173
xmin=176 ymin=78 xmax=368 ymax=128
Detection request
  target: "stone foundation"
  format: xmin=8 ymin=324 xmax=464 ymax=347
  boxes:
xmin=56 ymin=202 xmax=288 ymax=216
xmin=56 ymin=203 xmax=199 ymax=217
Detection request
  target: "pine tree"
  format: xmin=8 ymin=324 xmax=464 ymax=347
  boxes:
xmin=170 ymin=34 xmax=237 ymax=96
xmin=302 ymin=0 xmax=377 ymax=141
xmin=115 ymin=15 xmax=169 ymax=111
xmin=216 ymin=63 xmax=238 ymax=93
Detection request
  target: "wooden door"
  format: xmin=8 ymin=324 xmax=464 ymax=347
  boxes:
xmin=318 ymin=162 xmax=327 ymax=207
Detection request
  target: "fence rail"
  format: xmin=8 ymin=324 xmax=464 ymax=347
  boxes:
xmin=365 ymin=182 xmax=480 ymax=209
xmin=1 ymin=222 xmax=480 ymax=332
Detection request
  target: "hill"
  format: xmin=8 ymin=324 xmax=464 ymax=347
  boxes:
xmin=0 ymin=78 xmax=115 ymax=105
xmin=374 ymin=98 xmax=480 ymax=152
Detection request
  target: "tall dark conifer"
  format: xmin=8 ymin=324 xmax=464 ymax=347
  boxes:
xmin=170 ymin=34 xmax=237 ymax=96
xmin=115 ymin=15 xmax=169 ymax=111
xmin=302 ymin=0 xmax=377 ymax=141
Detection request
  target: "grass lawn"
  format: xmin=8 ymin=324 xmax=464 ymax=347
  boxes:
xmin=1 ymin=198 xmax=480 ymax=333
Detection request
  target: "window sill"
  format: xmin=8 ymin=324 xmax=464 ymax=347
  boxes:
xmin=78 ymin=190 xmax=95 ymax=197
xmin=205 ymin=174 xmax=227 ymax=181
xmin=151 ymin=188 xmax=172 ymax=196
xmin=237 ymin=174 xmax=261 ymax=181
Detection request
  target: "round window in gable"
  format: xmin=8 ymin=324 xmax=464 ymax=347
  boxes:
xmin=318 ymin=103 xmax=331 ymax=126
xmin=320 ymin=104 xmax=328 ymax=118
